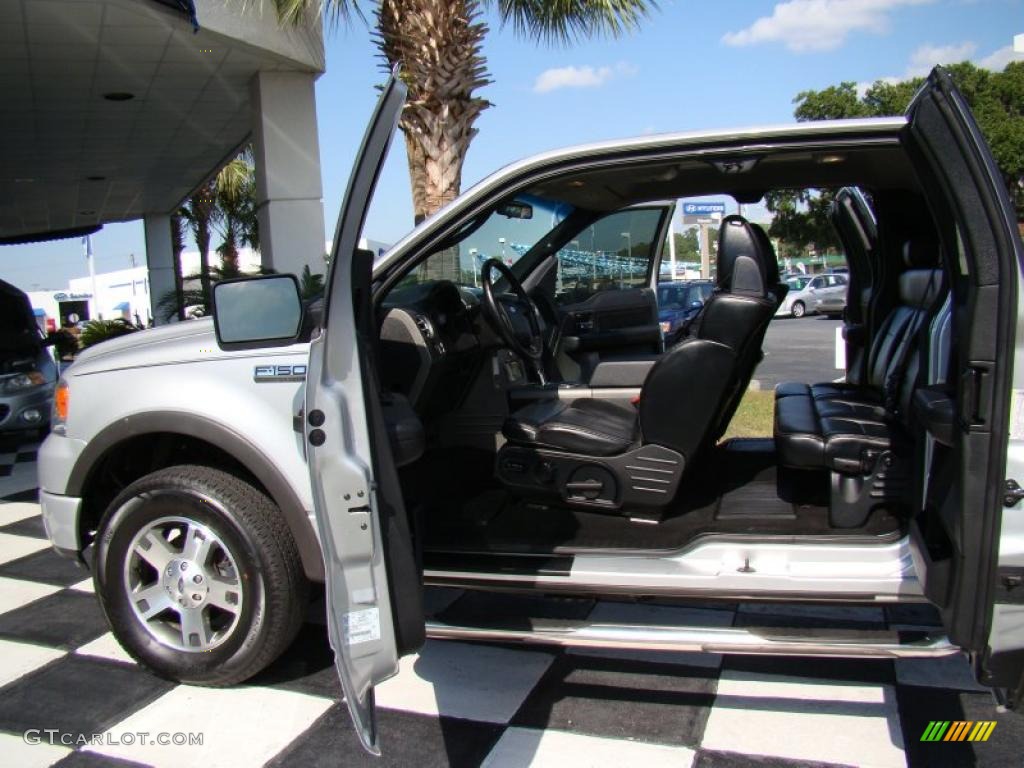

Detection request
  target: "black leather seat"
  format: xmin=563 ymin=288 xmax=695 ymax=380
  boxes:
xmin=774 ymin=267 xmax=943 ymax=473
xmin=499 ymin=216 xmax=777 ymax=510
xmin=502 ymin=399 xmax=638 ymax=456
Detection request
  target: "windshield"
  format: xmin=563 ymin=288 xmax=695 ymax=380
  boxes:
xmin=397 ymin=194 xmax=573 ymax=289
xmin=657 ymin=283 xmax=691 ymax=310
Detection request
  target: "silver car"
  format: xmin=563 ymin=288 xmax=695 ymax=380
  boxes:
xmin=0 ymin=279 xmax=56 ymax=436
xmin=38 ymin=67 xmax=1024 ymax=754
xmin=776 ymin=272 xmax=848 ymax=318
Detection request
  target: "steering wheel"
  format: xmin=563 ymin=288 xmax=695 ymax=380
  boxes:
xmin=480 ymin=258 xmax=547 ymax=382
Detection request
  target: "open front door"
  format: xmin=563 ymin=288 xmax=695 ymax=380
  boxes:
xmin=305 ymin=75 xmax=424 ymax=754
xmin=905 ymin=66 xmax=1024 ymax=705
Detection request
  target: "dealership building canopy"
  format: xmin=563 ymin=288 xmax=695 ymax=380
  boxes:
xmin=1 ymin=0 xmax=327 ymax=322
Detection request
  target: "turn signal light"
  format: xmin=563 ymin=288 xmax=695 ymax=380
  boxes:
xmin=53 ymin=380 xmax=69 ymax=434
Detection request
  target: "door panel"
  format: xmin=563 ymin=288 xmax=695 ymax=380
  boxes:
xmin=542 ymin=205 xmax=672 ymax=379
xmin=305 ymin=75 xmax=419 ymax=754
xmin=905 ymin=66 xmax=1024 ymax=704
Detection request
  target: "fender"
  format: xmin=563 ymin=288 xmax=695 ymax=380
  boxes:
xmin=66 ymin=411 xmax=324 ymax=582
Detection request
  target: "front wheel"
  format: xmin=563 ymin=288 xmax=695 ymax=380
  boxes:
xmin=94 ymin=466 xmax=308 ymax=686
xmin=791 ymin=301 xmax=806 ymax=318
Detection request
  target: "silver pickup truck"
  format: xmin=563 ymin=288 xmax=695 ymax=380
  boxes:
xmin=39 ymin=68 xmax=1024 ymax=755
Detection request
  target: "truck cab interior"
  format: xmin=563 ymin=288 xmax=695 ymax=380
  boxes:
xmin=373 ymin=141 xmax=955 ymax=560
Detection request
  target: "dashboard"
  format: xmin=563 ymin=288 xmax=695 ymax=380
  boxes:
xmin=378 ymin=281 xmax=485 ymax=415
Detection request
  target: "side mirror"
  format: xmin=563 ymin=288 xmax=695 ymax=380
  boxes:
xmin=213 ymin=275 xmax=303 ymax=350
xmin=690 ymin=300 xmax=703 ymax=310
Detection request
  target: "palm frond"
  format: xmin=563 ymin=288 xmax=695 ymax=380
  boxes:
xmin=272 ymin=0 xmax=363 ymax=28
xmin=492 ymin=0 xmax=655 ymax=44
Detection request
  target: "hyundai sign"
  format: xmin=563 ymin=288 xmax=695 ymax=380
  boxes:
xmin=682 ymin=202 xmax=727 ymax=215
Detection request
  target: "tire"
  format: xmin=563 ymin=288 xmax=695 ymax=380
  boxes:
xmin=791 ymin=301 xmax=806 ymax=318
xmin=93 ymin=465 xmax=308 ymax=686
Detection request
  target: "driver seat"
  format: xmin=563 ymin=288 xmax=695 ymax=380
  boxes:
xmin=498 ymin=216 xmax=776 ymax=511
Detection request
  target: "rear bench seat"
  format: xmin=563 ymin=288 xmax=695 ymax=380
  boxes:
xmin=774 ymin=267 xmax=944 ymax=526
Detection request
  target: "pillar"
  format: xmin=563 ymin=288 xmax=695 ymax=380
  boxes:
xmin=144 ymin=213 xmax=176 ymax=326
xmin=251 ymin=71 xmax=326 ymax=279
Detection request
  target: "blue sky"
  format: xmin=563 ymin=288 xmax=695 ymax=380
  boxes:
xmin=3 ymin=0 xmax=1021 ymax=290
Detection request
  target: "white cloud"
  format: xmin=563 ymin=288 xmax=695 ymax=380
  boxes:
xmin=978 ymin=44 xmax=1024 ymax=71
xmin=858 ymin=40 xmax=1022 ymax=93
xmin=532 ymin=62 xmax=638 ymax=94
xmin=905 ymin=41 xmax=978 ymax=75
xmin=722 ymin=0 xmax=935 ymax=53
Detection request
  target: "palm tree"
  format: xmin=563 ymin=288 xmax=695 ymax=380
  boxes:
xmin=274 ymin=0 xmax=654 ymax=227
xmin=215 ymin=152 xmax=259 ymax=273
xmin=169 ymin=211 xmax=187 ymax=321
xmin=178 ymin=180 xmax=220 ymax=302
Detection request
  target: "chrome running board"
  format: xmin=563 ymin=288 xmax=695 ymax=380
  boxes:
xmin=425 ymin=620 xmax=959 ymax=659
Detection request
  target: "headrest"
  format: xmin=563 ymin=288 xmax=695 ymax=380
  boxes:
xmin=750 ymin=224 xmax=780 ymax=287
xmin=898 ymin=269 xmax=943 ymax=309
xmin=902 ymin=238 xmax=939 ymax=269
xmin=716 ymin=215 xmax=768 ymax=296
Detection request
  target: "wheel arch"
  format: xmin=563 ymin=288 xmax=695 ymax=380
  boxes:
xmin=68 ymin=412 xmax=324 ymax=582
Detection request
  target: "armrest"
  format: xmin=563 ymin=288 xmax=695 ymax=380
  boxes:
xmin=587 ymin=355 xmax=659 ymax=387
xmin=913 ymin=386 xmax=955 ymax=447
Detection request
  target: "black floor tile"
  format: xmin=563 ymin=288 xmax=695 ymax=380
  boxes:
xmin=511 ymin=653 xmax=717 ymax=747
xmin=1 ymin=488 xmax=38 ymax=502
xmin=694 ymin=749 xmax=852 ymax=767
xmin=0 ymin=589 xmax=108 ymax=649
xmin=268 ymin=704 xmax=504 ymax=768
xmin=54 ymin=751 xmax=153 ymax=768
xmin=0 ymin=514 xmax=49 ymax=539
xmin=896 ymin=685 xmax=1024 ymax=768
xmin=0 ymin=548 xmax=89 ymax=586
xmin=885 ymin=603 xmax=943 ymax=627
xmin=722 ymin=655 xmax=896 ymax=686
xmin=0 ymin=655 xmax=174 ymax=742
xmin=250 ymin=622 xmax=341 ymax=700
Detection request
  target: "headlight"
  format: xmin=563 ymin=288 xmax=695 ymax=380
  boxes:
xmin=3 ymin=370 xmax=47 ymax=392
xmin=659 ymin=321 xmax=672 ymax=334
xmin=51 ymin=379 xmax=69 ymax=435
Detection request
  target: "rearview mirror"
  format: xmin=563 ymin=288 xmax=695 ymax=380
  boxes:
xmin=213 ymin=274 xmax=303 ymax=349
xmin=497 ymin=200 xmax=533 ymax=220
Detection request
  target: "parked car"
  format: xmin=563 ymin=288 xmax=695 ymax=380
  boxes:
xmin=39 ymin=68 xmax=1024 ymax=755
xmin=776 ymin=271 xmax=848 ymax=318
xmin=0 ymin=279 xmax=56 ymax=436
xmin=656 ymin=279 xmax=713 ymax=343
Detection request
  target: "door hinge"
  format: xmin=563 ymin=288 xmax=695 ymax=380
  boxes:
xmin=995 ymin=568 xmax=1024 ymax=604
xmin=1004 ymin=479 xmax=1024 ymax=508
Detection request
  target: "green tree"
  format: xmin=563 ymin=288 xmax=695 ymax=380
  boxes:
xmin=299 ymin=264 xmax=325 ymax=299
xmin=789 ymin=62 xmax=1024 ymax=221
xmin=275 ymin=0 xmax=656 ymax=234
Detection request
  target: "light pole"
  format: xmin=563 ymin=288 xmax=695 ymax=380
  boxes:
xmin=469 ymin=248 xmax=479 ymax=286
xmin=498 ymin=237 xmax=506 ymax=263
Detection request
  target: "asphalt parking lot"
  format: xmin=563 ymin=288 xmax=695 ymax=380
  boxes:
xmin=757 ymin=315 xmax=844 ymax=389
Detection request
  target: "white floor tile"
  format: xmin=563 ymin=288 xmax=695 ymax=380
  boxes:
xmin=85 ymin=685 xmax=332 ymax=768
xmin=0 ymin=638 xmax=65 ymax=687
xmin=75 ymin=632 xmax=135 ymax=665
xmin=0 ymin=501 xmax=41 ymax=525
xmin=0 ymin=732 xmax=71 ymax=767
xmin=0 ymin=532 xmax=50 ymax=565
xmin=482 ymin=727 xmax=695 ymax=768
xmin=0 ymin=576 xmax=60 ymax=615
xmin=702 ymin=670 xmax=905 ymax=768
xmin=69 ymin=577 xmax=95 ymax=593
xmin=374 ymin=640 xmax=555 ymax=724
xmin=568 ymin=601 xmax=731 ymax=668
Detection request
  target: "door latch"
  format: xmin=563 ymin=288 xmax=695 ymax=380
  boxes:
xmin=1004 ymin=479 xmax=1024 ymax=508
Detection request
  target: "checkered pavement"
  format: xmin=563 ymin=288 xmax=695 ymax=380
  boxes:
xmin=1 ymin=438 xmax=1022 ymax=767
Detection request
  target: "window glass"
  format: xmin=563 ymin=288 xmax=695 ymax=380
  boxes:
xmin=554 ymin=208 xmax=664 ymax=305
xmin=398 ymin=195 xmax=573 ymax=289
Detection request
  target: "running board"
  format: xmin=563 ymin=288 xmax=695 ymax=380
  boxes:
xmin=425 ymin=620 xmax=959 ymax=659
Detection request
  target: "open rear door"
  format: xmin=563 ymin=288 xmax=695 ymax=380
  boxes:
xmin=305 ymin=74 xmax=424 ymax=754
xmin=905 ymin=66 xmax=1024 ymax=705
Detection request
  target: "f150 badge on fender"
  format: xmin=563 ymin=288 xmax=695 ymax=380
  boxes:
xmin=253 ymin=364 xmax=307 ymax=382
